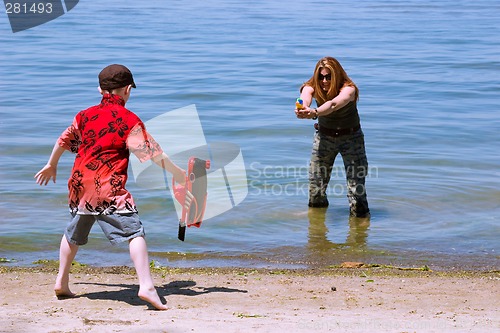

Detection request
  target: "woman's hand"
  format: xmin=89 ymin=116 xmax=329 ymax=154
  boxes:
xmin=295 ymin=107 xmax=317 ymax=119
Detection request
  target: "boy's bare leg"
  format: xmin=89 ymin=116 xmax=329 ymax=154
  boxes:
xmin=129 ymin=236 xmax=168 ymax=310
xmin=54 ymin=235 xmax=78 ymax=297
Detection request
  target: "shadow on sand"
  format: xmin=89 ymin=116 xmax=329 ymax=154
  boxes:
xmin=73 ymin=279 xmax=247 ymax=309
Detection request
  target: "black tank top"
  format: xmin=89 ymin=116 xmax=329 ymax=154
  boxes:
xmin=318 ymin=101 xmax=360 ymax=129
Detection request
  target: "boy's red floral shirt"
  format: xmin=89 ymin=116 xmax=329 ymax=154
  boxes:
xmin=58 ymin=94 xmax=163 ymax=215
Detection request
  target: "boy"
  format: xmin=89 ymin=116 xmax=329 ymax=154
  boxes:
xmin=35 ymin=64 xmax=185 ymax=310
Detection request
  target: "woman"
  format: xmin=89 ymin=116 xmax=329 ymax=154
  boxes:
xmin=295 ymin=56 xmax=369 ymax=217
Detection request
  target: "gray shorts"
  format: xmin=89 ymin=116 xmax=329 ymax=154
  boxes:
xmin=65 ymin=213 xmax=145 ymax=246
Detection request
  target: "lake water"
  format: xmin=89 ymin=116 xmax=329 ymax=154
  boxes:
xmin=1 ymin=0 xmax=499 ymax=270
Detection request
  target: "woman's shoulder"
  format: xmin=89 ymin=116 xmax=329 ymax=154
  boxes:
xmin=340 ymin=85 xmax=357 ymax=101
xmin=340 ymin=84 xmax=356 ymax=92
xmin=300 ymin=85 xmax=314 ymax=94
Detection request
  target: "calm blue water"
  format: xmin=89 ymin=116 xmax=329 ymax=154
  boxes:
xmin=1 ymin=0 xmax=499 ymax=270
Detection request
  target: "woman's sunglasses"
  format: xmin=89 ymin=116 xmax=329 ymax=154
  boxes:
xmin=318 ymin=74 xmax=331 ymax=81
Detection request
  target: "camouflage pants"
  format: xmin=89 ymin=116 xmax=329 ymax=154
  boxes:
xmin=308 ymin=128 xmax=370 ymax=217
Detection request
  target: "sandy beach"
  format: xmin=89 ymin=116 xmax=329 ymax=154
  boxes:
xmin=0 ymin=264 xmax=498 ymax=333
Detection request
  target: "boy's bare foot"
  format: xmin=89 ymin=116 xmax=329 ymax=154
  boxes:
xmin=54 ymin=286 xmax=76 ymax=299
xmin=138 ymin=287 xmax=168 ymax=310
xmin=54 ymin=274 xmax=76 ymax=298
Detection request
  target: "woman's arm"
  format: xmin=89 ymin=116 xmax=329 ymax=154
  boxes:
xmin=299 ymin=85 xmax=314 ymax=108
xmin=295 ymin=85 xmax=315 ymax=119
xmin=314 ymin=85 xmax=356 ymax=117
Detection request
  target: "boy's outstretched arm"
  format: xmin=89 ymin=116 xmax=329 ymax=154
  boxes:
xmin=153 ymin=153 xmax=186 ymax=186
xmin=35 ymin=143 xmax=66 ymax=186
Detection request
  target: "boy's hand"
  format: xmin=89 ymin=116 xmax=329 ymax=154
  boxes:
xmin=35 ymin=164 xmax=57 ymax=185
xmin=173 ymin=167 xmax=186 ymax=186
